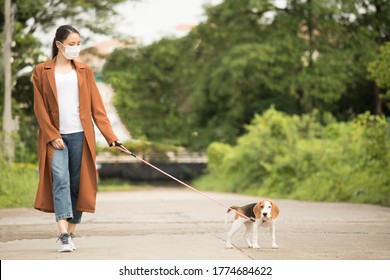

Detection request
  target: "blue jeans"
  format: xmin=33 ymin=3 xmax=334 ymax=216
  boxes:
xmin=51 ymin=131 xmax=84 ymax=224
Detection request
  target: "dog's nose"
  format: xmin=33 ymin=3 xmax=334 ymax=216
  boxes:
xmin=263 ymin=213 xmax=268 ymax=217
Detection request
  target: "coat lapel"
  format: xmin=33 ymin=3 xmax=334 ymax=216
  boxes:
xmin=73 ymin=60 xmax=86 ymax=91
xmin=44 ymin=59 xmax=58 ymax=106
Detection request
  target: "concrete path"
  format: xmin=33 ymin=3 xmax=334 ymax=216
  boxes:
xmin=1 ymin=188 xmax=390 ymax=260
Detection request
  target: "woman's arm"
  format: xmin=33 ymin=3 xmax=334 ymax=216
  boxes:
xmin=32 ymin=65 xmax=61 ymax=144
xmin=87 ymin=67 xmax=119 ymax=146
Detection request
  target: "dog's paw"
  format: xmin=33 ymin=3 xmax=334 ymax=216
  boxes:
xmin=252 ymin=244 xmax=260 ymax=249
xmin=272 ymin=243 xmax=279 ymax=249
xmin=226 ymin=243 xmax=234 ymax=249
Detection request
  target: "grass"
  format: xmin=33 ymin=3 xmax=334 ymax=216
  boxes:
xmin=97 ymin=179 xmax=154 ymax=192
xmin=0 ymin=162 xmax=39 ymax=209
xmin=0 ymin=164 xmax=154 ymax=209
xmin=2 ymin=159 xmax=388 ymax=209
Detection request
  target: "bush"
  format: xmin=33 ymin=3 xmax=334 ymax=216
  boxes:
xmin=195 ymin=108 xmax=390 ymax=206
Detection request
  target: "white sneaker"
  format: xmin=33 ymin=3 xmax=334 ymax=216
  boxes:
xmin=57 ymin=233 xmax=73 ymax=252
xmin=69 ymin=233 xmax=77 ymax=250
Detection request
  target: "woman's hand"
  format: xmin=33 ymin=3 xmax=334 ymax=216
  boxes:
xmin=51 ymin=138 xmax=65 ymax=150
xmin=110 ymin=141 xmax=122 ymax=147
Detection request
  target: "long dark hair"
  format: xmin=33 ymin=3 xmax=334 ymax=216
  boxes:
xmin=51 ymin=25 xmax=80 ymax=59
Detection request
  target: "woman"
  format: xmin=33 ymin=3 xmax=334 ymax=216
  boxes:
xmin=33 ymin=25 xmax=120 ymax=252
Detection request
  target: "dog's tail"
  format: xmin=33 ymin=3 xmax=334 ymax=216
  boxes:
xmin=225 ymin=206 xmax=240 ymax=227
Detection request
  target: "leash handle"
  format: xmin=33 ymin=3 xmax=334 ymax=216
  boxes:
xmin=114 ymin=145 xmax=255 ymax=222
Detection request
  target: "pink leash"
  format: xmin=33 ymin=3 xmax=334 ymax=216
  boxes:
xmin=115 ymin=145 xmax=255 ymax=222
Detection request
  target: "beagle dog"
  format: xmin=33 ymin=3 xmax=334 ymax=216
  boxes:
xmin=226 ymin=200 xmax=280 ymax=249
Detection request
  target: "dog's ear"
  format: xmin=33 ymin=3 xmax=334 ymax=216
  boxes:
xmin=271 ymin=201 xmax=280 ymax=219
xmin=253 ymin=201 xmax=264 ymax=219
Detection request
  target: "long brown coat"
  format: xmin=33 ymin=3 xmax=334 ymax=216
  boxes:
xmin=33 ymin=57 xmax=118 ymax=213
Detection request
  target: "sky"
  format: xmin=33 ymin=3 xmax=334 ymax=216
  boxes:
xmin=110 ymin=0 xmax=286 ymax=46
xmin=40 ymin=0 xmax=288 ymax=54
xmin=112 ymin=0 xmax=224 ymax=45
xmin=40 ymin=0 xmax=223 ymax=55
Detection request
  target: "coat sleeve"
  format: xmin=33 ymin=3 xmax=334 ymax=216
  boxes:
xmin=87 ymin=67 xmax=119 ymax=146
xmin=33 ymin=65 xmax=61 ymax=144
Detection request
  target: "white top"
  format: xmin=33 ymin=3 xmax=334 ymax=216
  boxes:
xmin=55 ymin=69 xmax=84 ymax=134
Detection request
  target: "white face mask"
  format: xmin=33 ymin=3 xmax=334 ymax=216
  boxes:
xmin=59 ymin=42 xmax=80 ymax=60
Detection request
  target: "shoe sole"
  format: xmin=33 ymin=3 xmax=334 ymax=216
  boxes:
xmin=58 ymin=245 xmax=73 ymax=253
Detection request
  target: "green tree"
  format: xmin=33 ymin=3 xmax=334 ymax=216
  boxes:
xmin=104 ymin=0 xmax=390 ymax=151
xmin=104 ymin=38 xmax=195 ymax=146
xmin=336 ymin=0 xmax=390 ymax=116
xmin=187 ymin=0 xmax=300 ymax=147
xmin=368 ymin=42 xmax=390 ymax=109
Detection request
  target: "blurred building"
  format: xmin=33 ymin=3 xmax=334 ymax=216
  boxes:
xmin=78 ymin=38 xmax=137 ymax=73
